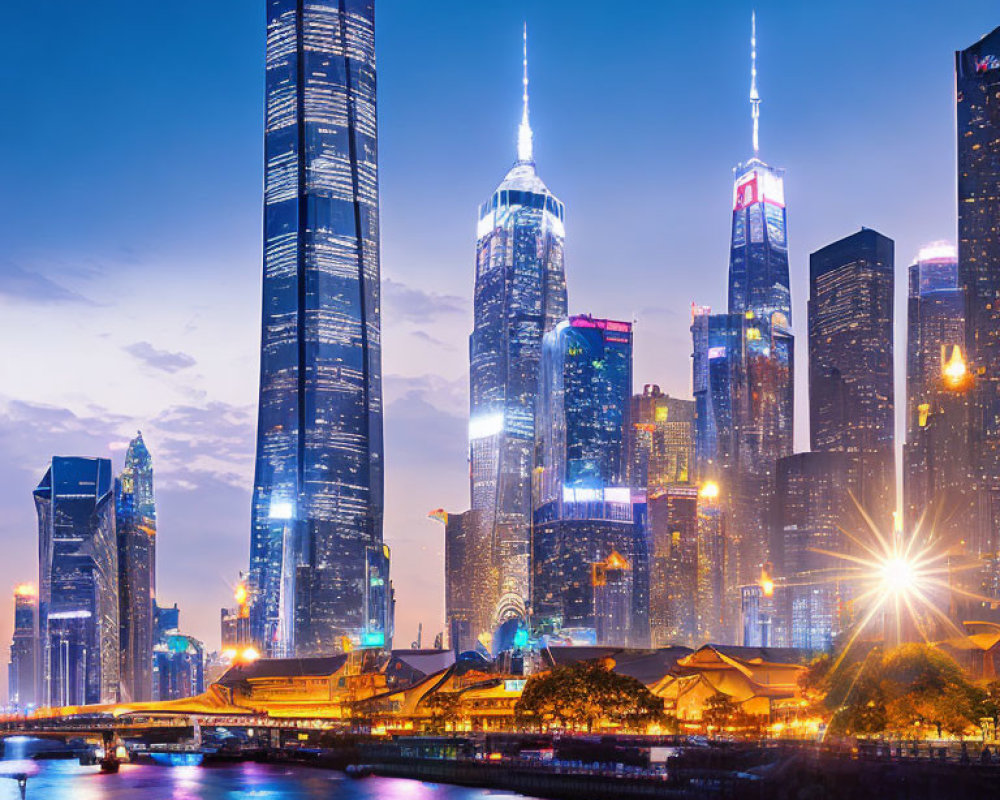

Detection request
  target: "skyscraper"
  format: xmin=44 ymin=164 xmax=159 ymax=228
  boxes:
xmin=7 ymin=584 xmax=38 ymax=711
xmin=693 ymin=15 xmax=793 ymax=602
xmin=35 ymin=457 xmax=119 ymax=706
xmin=776 ymin=451 xmax=859 ymax=651
xmin=626 ymin=385 xmax=695 ymax=492
xmin=249 ymin=0 xmax=388 ymax=657
xmin=117 ymin=431 xmax=156 ymax=702
xmin=469 ymin=28 xmax=567 ymax=617
xmin=904 ymin=243 xmax=976 ymax=549
xmin=531 ymin=315 xmax=647 ymax=646
xmin=535 ymin=316 xmax=632 ymax=505
xmin=957 ymin=28 xmax=1000 ymax=560
xmin=436 ymin=509 xmax=494 ymax=653
xmin=808 ymin=228 xmax=895 ymax=526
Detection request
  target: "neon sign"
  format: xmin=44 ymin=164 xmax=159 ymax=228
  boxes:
xmin=974 ymin=54 xmax=1000 ymax=73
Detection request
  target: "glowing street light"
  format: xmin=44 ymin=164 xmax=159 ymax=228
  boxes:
xmin=699 ymin=481 xmax=720 ymax=501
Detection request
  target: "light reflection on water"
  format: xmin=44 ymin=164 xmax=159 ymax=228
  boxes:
xmin=0 ymin=760 xmax=540 ymax=800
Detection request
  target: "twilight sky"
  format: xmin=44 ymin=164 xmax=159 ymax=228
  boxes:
xmin=0 ymin=1 xmax=997 ymax=674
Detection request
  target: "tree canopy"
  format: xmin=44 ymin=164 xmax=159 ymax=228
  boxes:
xmin=515 ymin=660 xmax=665 ymax=732
xmin=805 ymin=643 xmax=984 ymax=737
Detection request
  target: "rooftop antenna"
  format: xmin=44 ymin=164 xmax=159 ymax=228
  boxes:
xmin=750 ymin=11 xmax=760 ymax=156
xmin=517 ymin=23 xmax=534 ymax=163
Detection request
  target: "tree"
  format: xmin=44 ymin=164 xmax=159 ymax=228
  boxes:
xmin=701 ymin=692 xmax=757 ymax=735
xmin=422 ymin=691 xmax=464 ymax=733
xmin=880 ymin=644 xmax=980 ymax=738
xmin=811 ymin=643 xmax=980 ymax=738
xmin=515 ymin=660 xmax=665 ymax=732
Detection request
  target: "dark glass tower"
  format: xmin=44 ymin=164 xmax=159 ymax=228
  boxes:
xmin=249 ymin=0 xmax=386 ymax=657
xmin=469 ymin=30 xmax=567 ymax=619
xmin=7 ymin=585 xmax=38 ymax=711
xmin=957 ymin=27 xmax=1000 ymax=558
xmin=35 ymin=457 xmax=119 ymax=706
xmin=694 ymin=16 xmax=793 ymax=609
xmin=808 ymin=229 xmax=895 ymax=527
xmin=117 ymin=432 xmax=156 ymax=701
xmin=904 ymin=244 xmax=980 ymax=560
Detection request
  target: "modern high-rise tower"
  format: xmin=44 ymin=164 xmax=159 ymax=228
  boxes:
xmin=957 ymin=27 xmax=1000 ymax=560
xmin=35 ymin=457 xmax=119 ymax=706
xmin=808 ymin=229 xmax=896 ymax=528
xmin=249 ymin=0 xmax=388 ymax=657
xmin=117 ymin=432 xmax=156 ymax=701
xmin=694 ymin=15 xmax=793 ymax=599
xmin=469 ymin=28 xmax=567 ymax=619
xmin=7 ymin=584 xmax=38 ymax=711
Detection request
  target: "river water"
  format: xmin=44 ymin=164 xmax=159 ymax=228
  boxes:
xmin=0 ymin=760 xmax=540 ymax=800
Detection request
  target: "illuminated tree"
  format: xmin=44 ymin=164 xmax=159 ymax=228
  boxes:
xmin=811 ymin=643 xmax=980 ymax=737
xmin=422 ymin=691 xmax=464 ymax=733
xmin=515 ymin=661 xmax=664 ymax=732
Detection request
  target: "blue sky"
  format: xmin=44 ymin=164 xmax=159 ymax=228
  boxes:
xmin=0 ymin=1 xmax=997 ymax=669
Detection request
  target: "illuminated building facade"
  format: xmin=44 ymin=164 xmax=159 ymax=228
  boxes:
xmin=152 ymin=633 xmax=205 ymax=702
xmin=808 ymin=229 xmax=896 ymax=528
xmin=627 ymin=385 xmax=695 ymax=492
xmin=904 ymin=243 xmax=977 ymax=551
xmin=648 ymin=486 xmax=698 ymax=646
xmin=116 ymin=431 xmax=156 ymax=702
xmin=469 ymin=32 xmax=567 ymax=616
xmin=34 ymin=457 xmax=119 ymax=706
xmin=531 ymin=313 xmax=645 ymax=645
xmin=438 ymin=509 xmax=495 ymax=653
xmin=531 ymin=494 xmax=649 ymax=647
xmin=8 ymin=585 xmax=38 ymax=711
xmin=776 ymin=451 xmax=858 ymax=651
xmin=956 ymin=30 xmax=1000 ymax=565
xmin=221 ymin=581 xmax=252 ymax=652
xmin=249 ymin=0 xmax=388 ymax=657
xmin=691 ymin=306 xmax=717 ymax=474
xmin=696 ymin=483 xmax=730 ymax=643
xmin=536 ymin=316 xmax=632 ymax=505
xmin=592 ymin=551 xmax=633 ymax=648
xmin=693 ymin=20 xmax=793 ymax=598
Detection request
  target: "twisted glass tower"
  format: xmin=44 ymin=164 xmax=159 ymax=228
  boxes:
xmin=249 ymin=0 xmax=386 ymax=657
xmin=469 ymin=28 xmax=567 ymax=619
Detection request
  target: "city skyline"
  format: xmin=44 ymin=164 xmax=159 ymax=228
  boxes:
xmin=1 ymin=1 xmax=998 ymax=689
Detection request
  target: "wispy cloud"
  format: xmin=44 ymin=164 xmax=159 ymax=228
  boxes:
xmin=123 ymin=341 xmax=197 ymax=373
xmin=383 ymin=278 xmax=466 ymax=321
xmin=0 ymin=262 xmax=94 ymax=305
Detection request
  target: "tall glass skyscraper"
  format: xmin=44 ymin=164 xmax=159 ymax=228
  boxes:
xmin=7 ymin=584 xmax=38 ymax=711
xmin=808 ymin=228 xmax=895 ymax=529
xmin=35 ymin=457 xmax=119 ymax=706
xmin=117 ymin=432 xmax=156 ymax=701
xmin=249 ymin=0 xmax=387 ymax=657
xmin=957 ymin=27 xmax=1000 ymax=562
xmin=535 ymin=316 xmax=633 ymax=505
xmin=469 ymin=29 xmax=567 ymax=617
xmin=904 ymin=243 xmax=978 ymax=556
xmin=694 ymin=16 xmax=793 ymax=600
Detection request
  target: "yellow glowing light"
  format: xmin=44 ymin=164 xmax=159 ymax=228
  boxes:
xmin=917 ymin=403 xmax=930 ymax=427
xmin=880 ymin=556 xmax=916 ymax=593
xmin=14 ymin=584 xmax=36 ymax=598
xmin=942 ymin=345 xmax=969 ymax=389
xmin=761 ymin=577 xmax=775 ymax=597
xmin=240 ymin=647 xmax=260 ymax=663
xmin=221 ymin=648 xmax=237 ymax=660
xmin=234 ymin=583 xmax=247 ymax=606
xmin=699 ymin=481 xmax=720 ymax=501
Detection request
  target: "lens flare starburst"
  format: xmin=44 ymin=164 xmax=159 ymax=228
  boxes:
xmin=809 ymin=500 xmax=987 ymax=665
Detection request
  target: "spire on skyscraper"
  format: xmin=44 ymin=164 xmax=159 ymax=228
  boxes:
xmin=517 ymin=23 xmax=533 ymax=164
xmin=750 ymin=11 xmax=760 ymax=156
